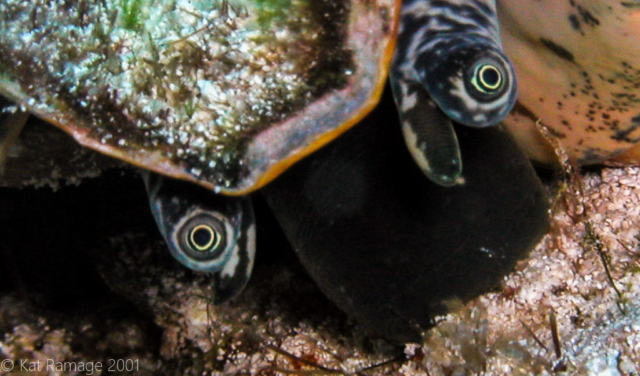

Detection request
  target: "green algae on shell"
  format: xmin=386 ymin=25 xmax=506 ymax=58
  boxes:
xmin=0 ymin=0 xmax=398 ymax=194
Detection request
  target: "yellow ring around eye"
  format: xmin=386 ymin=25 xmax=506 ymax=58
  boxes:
xmin=188 ymin=224 xmax=220 ymax=252
xmin=475 ymin=64 xmax=502 ymax=92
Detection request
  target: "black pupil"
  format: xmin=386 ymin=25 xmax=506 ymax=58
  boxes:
xmin=482 ymin=67 xmax=500 ymax=87
xmin=193 ymin=227 xmax=213 ymax=248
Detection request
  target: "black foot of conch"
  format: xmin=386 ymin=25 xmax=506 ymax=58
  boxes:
xmin=262 ymin=95 xmax=549 ymax=343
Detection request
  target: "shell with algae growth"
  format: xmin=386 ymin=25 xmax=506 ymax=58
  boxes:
xmin=0 ymin=0 xmax=399 ymax=194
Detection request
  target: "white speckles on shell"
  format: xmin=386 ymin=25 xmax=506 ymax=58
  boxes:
xmin=0 ymin=0 xmax=324 ymax=183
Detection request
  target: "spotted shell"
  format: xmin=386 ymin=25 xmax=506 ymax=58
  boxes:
xmin=499 ymin=1 xmax=640 ymax=165
xmin=0 ymin=0 xmax=399 ymax=194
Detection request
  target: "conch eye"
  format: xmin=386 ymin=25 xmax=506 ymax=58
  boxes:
xmin=177 ymin=214 xmax=227 ymax=261
xmin=187 ymin=224 xmax=221 ymax=253
xmin=471 ymin=63 xmax=503 ymax=94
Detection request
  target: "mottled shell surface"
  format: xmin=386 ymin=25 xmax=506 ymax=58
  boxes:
xmin=0 ymin=0 xmax=399 ymax=194
xmin=499 ymin=0 xmax=640 ymax=165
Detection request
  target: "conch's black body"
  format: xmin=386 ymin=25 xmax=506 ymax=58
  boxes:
xmin=263 ymin=94 xmax=549 ymax=343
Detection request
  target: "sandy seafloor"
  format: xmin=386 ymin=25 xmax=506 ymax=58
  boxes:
xmin=0 ymin=120 xmax=639 ymax=376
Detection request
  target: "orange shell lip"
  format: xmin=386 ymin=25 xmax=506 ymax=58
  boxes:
xmin=238 ymin=2 xmax=401 ymax=195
